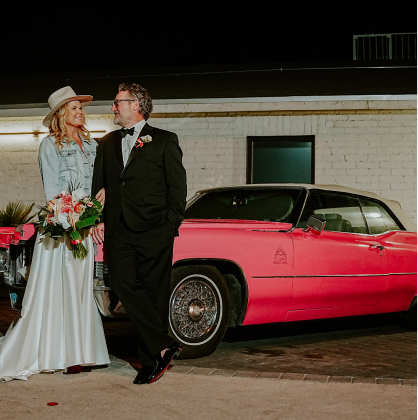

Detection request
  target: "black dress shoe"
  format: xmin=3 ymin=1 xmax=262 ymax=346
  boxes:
xmin=148 ymin=342 xmax=182 ymax=384
xmin=133 ymin=365 xmax=157 ymax=385
xmin=162 ymin=342 xmax=183 ymax=365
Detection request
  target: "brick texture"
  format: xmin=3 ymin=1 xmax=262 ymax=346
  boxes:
xmin=0 ymin=111 xmax=416 ymax=222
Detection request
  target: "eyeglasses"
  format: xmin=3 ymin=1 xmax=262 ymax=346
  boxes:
xmin=112 ymin=99 xmax=136 ymax=107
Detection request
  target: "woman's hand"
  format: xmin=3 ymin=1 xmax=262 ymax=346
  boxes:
xmin=95 ymin=188 xmax=105 ymax=207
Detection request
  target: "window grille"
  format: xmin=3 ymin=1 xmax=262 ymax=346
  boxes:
xmin=353 ymin=33 xmax=417 ymax=60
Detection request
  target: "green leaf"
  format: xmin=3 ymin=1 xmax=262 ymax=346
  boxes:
xmin=48 ymin=225 xmax=65 ymax=238
xmin=75 ymin=216 xmax=98 ymax=229
xmin=92 ymin=199 xmax=102 ymax=212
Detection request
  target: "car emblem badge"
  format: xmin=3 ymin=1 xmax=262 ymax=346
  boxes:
xmin=273 ymin=246 xmax=287 ymax=264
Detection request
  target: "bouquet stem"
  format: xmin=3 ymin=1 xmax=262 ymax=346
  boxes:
xmin=67 ymin=230 xmax=88 ymax=260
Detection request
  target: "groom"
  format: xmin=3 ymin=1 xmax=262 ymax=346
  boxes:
xmin=91 ymin=83 xmax=187 ymax=384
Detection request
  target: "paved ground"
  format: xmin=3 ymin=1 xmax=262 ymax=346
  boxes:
xmin=2 ymin=299 xmax=415 ymax=386
xmin=1 ymin=299 xmax=416 ymax=419
xmin=180 ymin=319 xmax=416 ymax=382
xmin=2 ymin=368 xmax=416 ymax=420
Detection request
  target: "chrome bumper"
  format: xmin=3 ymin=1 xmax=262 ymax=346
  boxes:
xmin=1 ymin=247 xmax=25 ymax=311
xmin=93 ymin=262 xmax=127 ymax=318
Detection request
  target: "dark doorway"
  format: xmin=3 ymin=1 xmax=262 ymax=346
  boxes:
xmin=247 ymin=136 xmax=315 ymax=184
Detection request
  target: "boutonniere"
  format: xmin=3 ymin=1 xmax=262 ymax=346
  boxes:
xmin=135 ymin=135 xmax=152 ymax=148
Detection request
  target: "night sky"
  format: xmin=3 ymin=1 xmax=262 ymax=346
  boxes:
xmin=1 ymin=1 xmax=416 ymax=76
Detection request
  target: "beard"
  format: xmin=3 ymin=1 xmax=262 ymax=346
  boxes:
xmin=113 ymin=114 xmax=122 ymax=126
xmin=113 ymin=113 xmax=127 ymax=127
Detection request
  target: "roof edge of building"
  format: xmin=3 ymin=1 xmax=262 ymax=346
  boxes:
xmin=0 ymin=95 xmax=416 ymax=119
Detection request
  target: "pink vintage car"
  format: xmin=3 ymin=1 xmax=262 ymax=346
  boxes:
xmin=2 ymin=184 xmax=417 ymax=359
xmin=95 ymin=184 xmax=417 ymax=358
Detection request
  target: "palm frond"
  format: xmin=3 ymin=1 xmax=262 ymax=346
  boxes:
xmin=0 ymin=201 xmax=36 ymax=227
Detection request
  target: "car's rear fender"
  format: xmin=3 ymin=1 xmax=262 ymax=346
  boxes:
xmin=407 ymin=295 xmax=417 ymax=312
xmin=172 ymin=258 xmax=249 ymax=327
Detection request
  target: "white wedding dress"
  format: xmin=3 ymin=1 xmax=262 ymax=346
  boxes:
xmin=0 ymin=135 xmax=110 ymax=382
xmin=0 ymin=230 xmax=110 ymax=382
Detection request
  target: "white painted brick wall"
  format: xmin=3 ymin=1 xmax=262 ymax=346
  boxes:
xmin=151 ymin=113 xmax=417 ymax=222
xmin=0 ymin=110 xmax=416 ymax=223
xmin=319 ymin=115 xmax=417 ymax=221
xmin=0 ymin=115 xmax=119 ymax=212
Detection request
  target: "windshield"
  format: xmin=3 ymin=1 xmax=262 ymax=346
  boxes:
xmin=185 ymin=189 xmax=302 ymax=222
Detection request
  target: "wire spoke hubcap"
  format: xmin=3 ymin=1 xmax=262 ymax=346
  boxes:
xmin=170 ymin=277 xmax=219 ymax=342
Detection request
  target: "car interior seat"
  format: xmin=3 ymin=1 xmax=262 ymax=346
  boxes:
xmin=316 ymin=213 xmax=353 ymax=233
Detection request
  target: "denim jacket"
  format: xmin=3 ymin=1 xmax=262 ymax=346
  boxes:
xmin=38 ymin=136 xmax=98 ymax=201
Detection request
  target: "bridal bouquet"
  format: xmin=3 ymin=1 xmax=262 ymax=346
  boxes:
xmin=37 ymin=187 xmax=102 ymax=259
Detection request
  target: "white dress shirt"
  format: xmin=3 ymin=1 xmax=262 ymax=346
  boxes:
xmin=122 ymin=119 xmax=146 ymax=166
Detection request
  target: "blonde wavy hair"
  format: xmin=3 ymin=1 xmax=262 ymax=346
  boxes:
xmin=49 ymin=102 xmax=90 ymax=150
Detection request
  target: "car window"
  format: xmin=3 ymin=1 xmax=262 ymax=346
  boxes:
xmin=360 ymin=198 xmax=402 ymax=234
xmin=185 ymin=189 xmax=301 ymax=222
xmin=297 ymin=191 xmax=368 ymax=234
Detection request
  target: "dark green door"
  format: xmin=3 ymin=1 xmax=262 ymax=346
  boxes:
xmin=247 ymin=136 xmax=314 ymax=184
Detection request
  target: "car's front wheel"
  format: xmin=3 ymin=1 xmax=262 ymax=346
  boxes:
xmin=169 ymin=265 xmax=230 ymax=359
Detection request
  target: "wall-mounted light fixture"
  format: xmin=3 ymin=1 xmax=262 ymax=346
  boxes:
xmin=0 ymin=130 xmax=107 ymax=138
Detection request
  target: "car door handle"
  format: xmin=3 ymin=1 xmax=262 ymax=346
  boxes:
xmin=370 ymin=244 xmax=385 ymax=251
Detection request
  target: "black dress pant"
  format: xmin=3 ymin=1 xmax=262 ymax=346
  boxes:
xmin=104 ymin=216 xmax=176 ymax=367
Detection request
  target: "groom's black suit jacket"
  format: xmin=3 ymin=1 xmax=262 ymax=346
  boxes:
xmin=92 ymin=123 xmax=187 ymax=237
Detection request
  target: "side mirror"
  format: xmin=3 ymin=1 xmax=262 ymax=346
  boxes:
xmin=304 ymin=215 xmax=326 ymax=235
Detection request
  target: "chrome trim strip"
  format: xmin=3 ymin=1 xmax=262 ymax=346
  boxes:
xmin=287 ymin=304 xmax=374 ymax=312
xmin=292 ymin=227 xmax=386 ymax=237
xmin=252 ymin=274 xmax=389 ymax=279
xmin=388 ymin=272 xmax=417 ymax=276
xmin=252 ymin=272 xmax=417 ymax=279
xmin=251 ymin=229 xmax=291 ymax=233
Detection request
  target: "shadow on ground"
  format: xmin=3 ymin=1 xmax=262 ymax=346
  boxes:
xmin=223 ymin=312 xmax=403 ymax=343
xmin=103 ymin=312 xmax=407 ymax=360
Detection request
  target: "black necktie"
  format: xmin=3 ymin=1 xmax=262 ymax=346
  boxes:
xmin=120 ymin=127 xmax=135 ymax=138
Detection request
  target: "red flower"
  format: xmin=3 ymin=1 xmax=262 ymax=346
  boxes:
xmin=62 ymin=194 xmax=73 ymax=206
xmin=74 ymin=203 xmax=83 ymax=213
xmin=135 ymin=139 xmax=144 ymax=148
xmin=60 ymin=206 xmax=73 ymax=214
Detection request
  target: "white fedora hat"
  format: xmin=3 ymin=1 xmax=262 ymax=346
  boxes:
xmin=42 ymin=86 xmax=93 ymax=127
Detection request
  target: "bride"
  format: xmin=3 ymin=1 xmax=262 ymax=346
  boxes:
xmin=0 ymin=86 xmax=110 ymax=382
